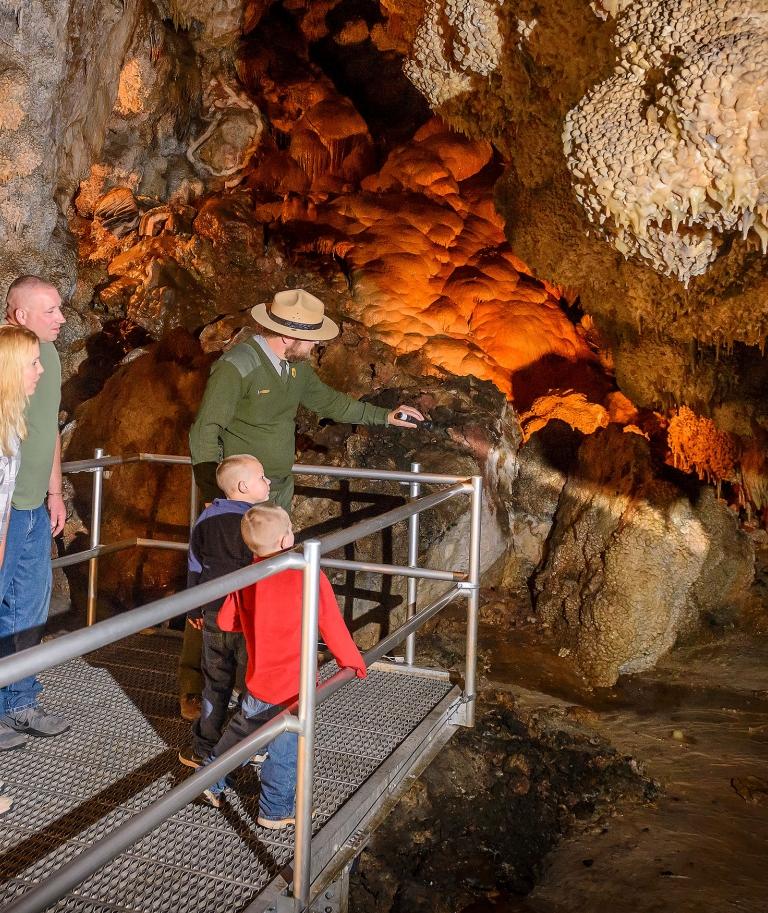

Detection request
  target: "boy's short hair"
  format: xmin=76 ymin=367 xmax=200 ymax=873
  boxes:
xmin=241 ymin=504 xmax=290 ymax=554
xmin=216 ymin=454 xmax=262 ymax=496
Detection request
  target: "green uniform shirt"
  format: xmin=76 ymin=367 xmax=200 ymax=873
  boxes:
xmin=189 ymin=337 xmax=390 ymax=501
xmin=13 ymin=340 xmax=61 ymax=510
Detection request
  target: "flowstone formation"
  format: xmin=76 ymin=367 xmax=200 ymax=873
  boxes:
xmin=259 ymin=119 xmax=596 ymax=398
xmin=66 ymin=0 xmax=602 ymax=407
xmin=564 ymin=0 xmax=768 ymax=285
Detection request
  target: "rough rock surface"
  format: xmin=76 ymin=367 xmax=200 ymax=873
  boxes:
xmin=5 ymin=0 xmax=759 ymax=689
xmin=532 ymin=426 xmax=754 ymax=686
xmin=350 ymin=690 xmax=654 ymax=913
xmin=65 ymin=329 xmax=211 ymax=607
xmin=505 ymin=421 xmax=583 ymax=576
xmin=0 ymin=0 xmax=143 ymax=296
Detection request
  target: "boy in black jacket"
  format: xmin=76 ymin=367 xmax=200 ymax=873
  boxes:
xmin=178 ymin=454 xmax=270 ymax=768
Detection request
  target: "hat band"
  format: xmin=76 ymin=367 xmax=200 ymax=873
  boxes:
xmin=269 ymin=310 xmax=324 ymax=332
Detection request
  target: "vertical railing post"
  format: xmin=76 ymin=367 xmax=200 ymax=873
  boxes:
xmin=404 ymin=462 xmax=421 ymax=666
xmin=189 ymin=466 xmax=199 ymax=531
xmin=462 ymin=475 xmax=483 ymax=727
xmin=86 ymin=447 xmax=104 ymax=626
xmin=293 ymin=539 xmax=322 ymax=910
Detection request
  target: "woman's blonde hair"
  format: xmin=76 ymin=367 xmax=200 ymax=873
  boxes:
xmin=0 ymin=324 xmax=39 ymax=456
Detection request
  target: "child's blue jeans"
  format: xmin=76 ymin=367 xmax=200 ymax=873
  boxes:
xmin=205 ymin=692 xmax=298 ymax=821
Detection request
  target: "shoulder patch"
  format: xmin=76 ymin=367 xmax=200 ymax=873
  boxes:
xmin=219 ymin=342 xmax=263 ymax=379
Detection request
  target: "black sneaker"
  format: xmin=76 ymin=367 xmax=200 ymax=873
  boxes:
xmin=3 ymin=707 xmax=68 ymax=737
xmin=178 ymin=746 xmax=204 ymax=769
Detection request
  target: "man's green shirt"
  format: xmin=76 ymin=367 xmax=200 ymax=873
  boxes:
xmin=13 ymin=341 xmax=61 ymax=509
xmin=189 ymin=337 xmax=389 ymax=499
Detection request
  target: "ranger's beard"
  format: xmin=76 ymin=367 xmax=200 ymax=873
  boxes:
xmin=284 ymin=340 xmax=316 ymax=362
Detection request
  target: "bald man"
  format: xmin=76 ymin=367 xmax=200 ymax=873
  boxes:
xmin=0 ymin=275 xmax=68 ymax=750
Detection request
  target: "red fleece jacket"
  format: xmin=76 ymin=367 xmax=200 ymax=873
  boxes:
xmin=217 ymin=565 xmax=367 ymax=705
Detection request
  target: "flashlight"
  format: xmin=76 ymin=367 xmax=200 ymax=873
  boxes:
xmin=395 ymin=411 xmax=434 ymax=430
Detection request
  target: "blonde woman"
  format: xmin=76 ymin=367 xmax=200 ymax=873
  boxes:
xmin=0 ymin=324 xmax=43 ymax=807
xmin=0 ymin=325 xmax=44 ymax=570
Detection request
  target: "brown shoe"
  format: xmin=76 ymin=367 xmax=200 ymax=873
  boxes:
xmin=179 ymin=694 xmax=202 ymax=721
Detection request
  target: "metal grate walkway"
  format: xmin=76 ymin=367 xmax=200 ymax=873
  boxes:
xmin=0 ymin=634 xmax=458 ymax=912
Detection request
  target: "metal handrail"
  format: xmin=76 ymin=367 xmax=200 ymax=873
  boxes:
xmin=61 ymin=451 xmax=469 ymax=485
xmin=2 ymin=452 xmax=482 ymax=913
xmin=0 ymin=482 xmax=463 ymax=688
xmin=57 ymin=451 xmax=470 ymax=625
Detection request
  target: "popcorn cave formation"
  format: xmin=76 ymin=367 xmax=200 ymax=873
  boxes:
xmin=564 ymin=0 xmax=768 ymax=285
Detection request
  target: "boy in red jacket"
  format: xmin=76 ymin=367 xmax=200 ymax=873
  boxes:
xmin=199 ymin=504 xmax=367 ymax=828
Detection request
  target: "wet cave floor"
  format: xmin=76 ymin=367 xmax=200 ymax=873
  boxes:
xmin=349 ymin=557 xmax=768 ymax=913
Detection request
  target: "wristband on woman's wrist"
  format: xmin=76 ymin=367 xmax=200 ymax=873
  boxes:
xmin=47 ymin=491 xmax=63 ymax=496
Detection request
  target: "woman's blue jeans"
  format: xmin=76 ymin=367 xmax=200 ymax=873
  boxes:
xmin=0 ymin=504 xmax=52 ymax=716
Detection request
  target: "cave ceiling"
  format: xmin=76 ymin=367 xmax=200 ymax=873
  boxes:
xmin=1 ymin=0 xmax=767 ymax=504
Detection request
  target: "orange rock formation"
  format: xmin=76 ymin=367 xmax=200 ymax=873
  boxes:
xmin=255 ymin=119 xmax=597 ymax=398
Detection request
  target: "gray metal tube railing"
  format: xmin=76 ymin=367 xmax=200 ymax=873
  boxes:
xmin=51 ymin=539 xmax=136 ymax=570
xmin=320 ymin=558 xmax=463 ymax=582
xmin=365 ymin=584 xmax=462 ymax=667
xmin=11 ymin=448 xmax=481 ymax=913
xmin=189 ymin=465 xmax=199 ymax=529
xmin=86 ymin=447 xmax=104 ymax=625
xmin=61 ymin=452 xmax=467 ymax=487
xmin=0 ymin=484 xmax=468 ymax=690
xmin=57 ymin=452 xmax=468 ymax=630
xmin=317 ymin=481 xmax=470 ymax=555
xmin=292 ymin=464 xmax=465 ymax=485
xmin=0 ymin=551 xmax=304 ymax=689
xmin=462 ymin=475 xmax=483 ymax=728
xmin=135 ymin=537 xmax=189 ymax=551
xmin=405 ymin=461 xmax=421 ymax=665
xmin=294 ymin=540 xmax=322 ymax=909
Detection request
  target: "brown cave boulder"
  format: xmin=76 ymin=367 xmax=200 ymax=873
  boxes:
xmin=65 ymin=329 xmax=212 ymax=607
xmin=532 ymin=426 xmax=754 ymax=686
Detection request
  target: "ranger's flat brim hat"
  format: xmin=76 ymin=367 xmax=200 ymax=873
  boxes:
xmin=251 ymin=289 xmax=339 ymax=341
